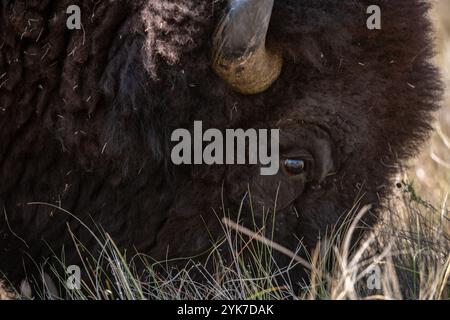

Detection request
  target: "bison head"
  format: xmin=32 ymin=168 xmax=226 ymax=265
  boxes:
xmin=0 ymin=0 xmax=441 ymax=286
xmin=124 ymin=0 xmax=441 ymax=262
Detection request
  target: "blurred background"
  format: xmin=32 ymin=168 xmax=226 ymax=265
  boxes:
xmin=413 ymin=0 xmax=450 ymax=204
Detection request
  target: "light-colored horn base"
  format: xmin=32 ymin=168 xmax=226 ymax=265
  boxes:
xmin=212 ymin=47 xmax=283 ymax=95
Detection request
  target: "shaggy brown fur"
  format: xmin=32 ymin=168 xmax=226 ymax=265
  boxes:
xmin=0 ymin=0 xmax=442 ymax=288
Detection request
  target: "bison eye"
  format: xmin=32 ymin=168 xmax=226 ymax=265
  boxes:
xmin=282 ymin=159 xmax=306 ymax=176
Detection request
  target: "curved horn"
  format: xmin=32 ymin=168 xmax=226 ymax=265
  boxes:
xmin=212 ymin=0 xmax=283 ymax=95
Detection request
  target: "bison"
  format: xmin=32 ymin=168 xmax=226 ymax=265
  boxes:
xmin=0 ymin=0 xmax=442 ymax=289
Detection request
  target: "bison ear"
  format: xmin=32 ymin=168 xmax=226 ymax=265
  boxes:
xmin=212 ymin=0 xmax=283 ymax=95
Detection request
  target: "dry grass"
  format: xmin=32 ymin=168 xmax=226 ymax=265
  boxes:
xmin=0 ymin=281 xmax=15 ymax=300
xmin=414 ymin=0 xmax=450 ymax=201
xmin=1 ymin=177 xmax=447 ymax=301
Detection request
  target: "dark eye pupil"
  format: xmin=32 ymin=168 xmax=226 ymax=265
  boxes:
xmin=283 ymin=159 xmax=306 ymax=175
